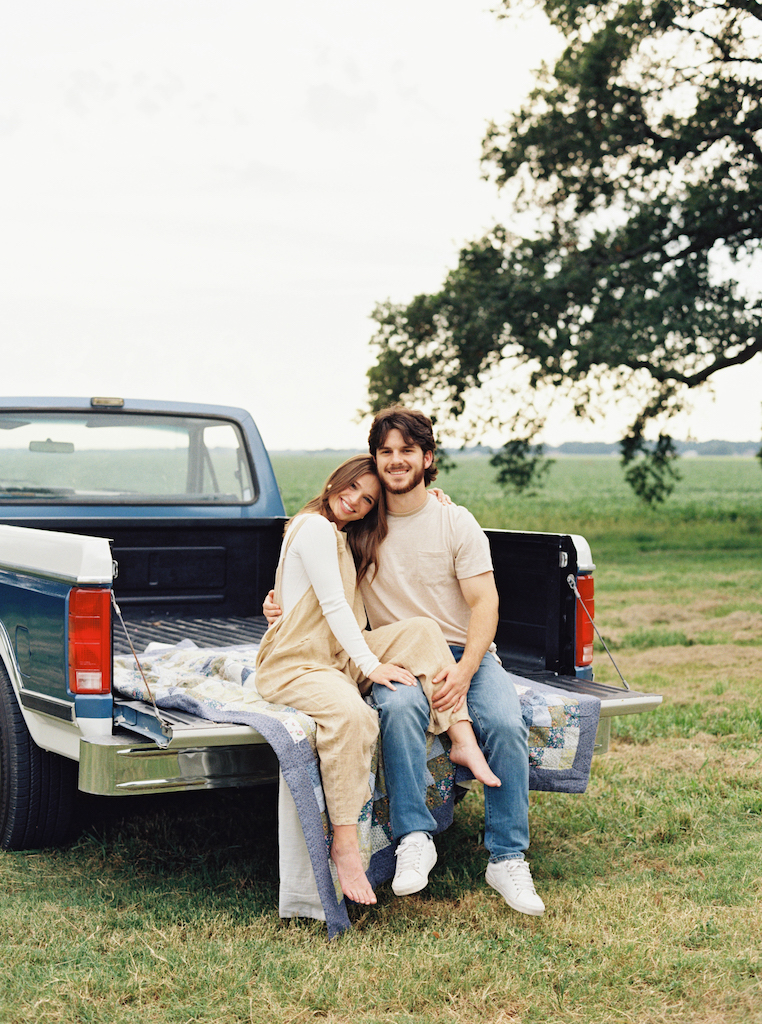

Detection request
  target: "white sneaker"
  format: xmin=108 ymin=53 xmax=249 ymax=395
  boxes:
xmin=392 ymin=832 xmax=437 ymax=896
xmin=486 ymin=858 xmax=545 ymax=916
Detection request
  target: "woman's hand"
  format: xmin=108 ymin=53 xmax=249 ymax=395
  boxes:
xmin=263 ymin=589 xmax=282 ymax=626
xmin=367 ymin=663 xmax=419 ymax=691
xmin=429 ymin=487 xmax=453 ymax=505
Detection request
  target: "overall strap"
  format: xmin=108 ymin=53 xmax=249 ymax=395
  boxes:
xmin=271 ymin=514 xmax=314 ymax=609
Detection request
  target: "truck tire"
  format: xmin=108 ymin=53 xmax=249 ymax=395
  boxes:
xmin=0 ymin=663 xmax=78 ymax=850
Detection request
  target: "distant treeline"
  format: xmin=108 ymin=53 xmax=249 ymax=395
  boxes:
xmin=271 ymin=440 xmax=760 ymax=458
xmin=545 ymin=440 xmax=759 ymax=457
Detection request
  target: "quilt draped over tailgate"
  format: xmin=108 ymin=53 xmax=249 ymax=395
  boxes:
xmin=113 ymin=641 xmax=600 ymax=939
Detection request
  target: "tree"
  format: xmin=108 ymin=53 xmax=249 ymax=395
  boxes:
xmin=367 ymin=0 xmax=762 ymax=502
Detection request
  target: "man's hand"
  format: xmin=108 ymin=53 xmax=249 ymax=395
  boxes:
xmin=263 ymin=589 xmax=282 ymax=626
xmin=431 ymin=661 xmax=473 ymax=712
xmin=431 ymin=570 xmax=499 ymax=712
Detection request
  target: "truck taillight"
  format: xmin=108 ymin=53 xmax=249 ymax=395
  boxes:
xmin=575 ymin=573 xmax=595 ymax=667
xmin=68 ymin=588 xmax=111 ymax=694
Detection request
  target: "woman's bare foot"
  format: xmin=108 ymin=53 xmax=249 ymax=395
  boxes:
xmin=330 ymin=825 xmax=377 ymax=905
xmin=447 ymin=721 xmax=501 ymax=788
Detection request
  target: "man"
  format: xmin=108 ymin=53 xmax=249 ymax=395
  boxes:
xmin=362 ymin=406 xmax=543 ymax=916
xmin=266 ymin=406 xmax=543 ymax=916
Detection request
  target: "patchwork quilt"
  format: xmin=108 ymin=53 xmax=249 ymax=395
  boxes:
xmin=113 ymin=641 xmax=600 ymax=938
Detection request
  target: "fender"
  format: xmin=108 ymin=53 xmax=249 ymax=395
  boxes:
xmin=0 ymin=619 xmax=82 ymax=760
xmin=0 ymin=525 xmax=115 ymax=762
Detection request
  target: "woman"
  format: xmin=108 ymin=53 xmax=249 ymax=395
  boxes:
xmin=255 ymin=455 xmax=498 ymax=906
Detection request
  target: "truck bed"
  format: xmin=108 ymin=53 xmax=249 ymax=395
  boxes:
xmin=113 ymin=610 xmax=658 ymax=758
xmin=114 ymin=613 xmax=269 ymax=655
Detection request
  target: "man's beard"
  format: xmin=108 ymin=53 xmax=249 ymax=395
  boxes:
xmin=382 ymin=464 xmax=426 ymax=495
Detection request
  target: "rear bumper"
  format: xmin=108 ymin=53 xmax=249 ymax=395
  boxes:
xmin=586 ymin=685 xmax=663 ymax=755
xmin=78 ymin=728 xmax=280 ymax=796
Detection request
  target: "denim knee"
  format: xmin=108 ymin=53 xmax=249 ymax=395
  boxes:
xmin=372 ymin=679 xmax=430 ymax=732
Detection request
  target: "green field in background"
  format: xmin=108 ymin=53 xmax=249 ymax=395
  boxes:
xmin=272 ymin=451 xmax=762 ymax=551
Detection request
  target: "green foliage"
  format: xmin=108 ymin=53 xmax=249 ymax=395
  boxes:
xmin=489 ymin=437 xmax=554 ymax=493
xmin=621 ymin=432 xmax=681 ymax=505
xmin=367 ymin=0 xmax=762 ymax=502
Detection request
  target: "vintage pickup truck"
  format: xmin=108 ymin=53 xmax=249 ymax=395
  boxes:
xmin=0 ymin=397 xmax=661 ymax=852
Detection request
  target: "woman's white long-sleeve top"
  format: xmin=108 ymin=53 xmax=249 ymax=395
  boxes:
xmin=278 ymin=514 xmax=381 ymax=678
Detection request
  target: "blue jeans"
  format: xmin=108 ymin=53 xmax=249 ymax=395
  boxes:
xmin=372 ymin=647 xmax=530 ymax=862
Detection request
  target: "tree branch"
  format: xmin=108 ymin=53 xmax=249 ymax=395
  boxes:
xmin=725 ymin=0 xmax=762 ymax=22
xmin=628 ymin=337 xmax=762 ymax=386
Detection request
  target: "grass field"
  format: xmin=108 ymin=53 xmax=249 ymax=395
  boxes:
xmin=1 ymin=455 xmax=761 ymax=1023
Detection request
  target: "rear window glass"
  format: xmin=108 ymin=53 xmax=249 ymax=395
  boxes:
xmin=0 ymin=411 xmax=256 ymax=504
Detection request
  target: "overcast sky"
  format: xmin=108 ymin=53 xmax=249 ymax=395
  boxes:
xmin=2 ymin=1 xmax=760 ymax=452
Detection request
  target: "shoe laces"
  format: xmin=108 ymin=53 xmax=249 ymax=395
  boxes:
xmin=395 ymin=834 xmax=428 ymax=872
xmin=503 ymin=859 xmax=537 ymax=894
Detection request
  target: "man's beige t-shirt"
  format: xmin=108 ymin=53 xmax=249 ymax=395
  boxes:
xmin=359 ymin=493 xmax=494 ymax=648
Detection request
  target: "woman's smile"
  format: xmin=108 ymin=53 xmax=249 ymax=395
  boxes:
xmin=329 ymin=472 xmax=380 ymax=529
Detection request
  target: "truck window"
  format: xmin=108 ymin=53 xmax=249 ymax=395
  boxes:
xmin=0 ymin=412 xmax=256 ymax=504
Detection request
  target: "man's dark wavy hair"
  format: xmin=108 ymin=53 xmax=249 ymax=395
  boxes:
xmin=367 ymin=405 xmax=438 ymax=487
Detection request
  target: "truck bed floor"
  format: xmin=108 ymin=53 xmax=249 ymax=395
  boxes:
xmin=114 ymin=614 xmax=269 ymax=655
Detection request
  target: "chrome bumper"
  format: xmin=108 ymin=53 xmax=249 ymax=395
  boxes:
xmin=79 ymin=729 xmax=280 ymax=796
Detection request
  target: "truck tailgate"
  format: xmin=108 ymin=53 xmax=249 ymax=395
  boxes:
xmin=503 ymin=664 xmax=662 ymax=754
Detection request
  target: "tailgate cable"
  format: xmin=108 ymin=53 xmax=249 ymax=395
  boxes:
xmin=111 ymin=592 xmax=173 ymax=739
xmin=567 ymin=574 xmax=630 ymax=691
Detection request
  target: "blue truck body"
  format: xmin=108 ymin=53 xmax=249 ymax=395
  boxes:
xmin=0 ymin=397 xmax=661 ymax=851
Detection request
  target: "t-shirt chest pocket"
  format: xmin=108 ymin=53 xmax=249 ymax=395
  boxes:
xmin=410 ymin=550 xmax=455 ymax=588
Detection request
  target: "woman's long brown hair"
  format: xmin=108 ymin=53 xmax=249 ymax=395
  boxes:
xmin=289 ymin=454 xmax=386 ymax=584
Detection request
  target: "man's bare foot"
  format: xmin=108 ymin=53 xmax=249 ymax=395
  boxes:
xmin=448 ymin=723 xmax=501 ymax=788
xmin=330 ymin=832 xmax=377 ymax=905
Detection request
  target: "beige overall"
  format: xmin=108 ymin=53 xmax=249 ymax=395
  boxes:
xmin=255 ymin=515 xmax=467 ymax=826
